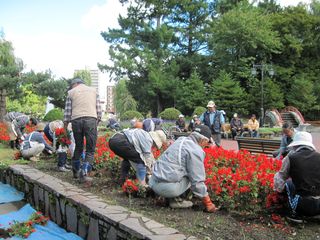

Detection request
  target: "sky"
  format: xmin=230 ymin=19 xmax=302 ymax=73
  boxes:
xmin=0 ymin=0 xmax=312 ymax=80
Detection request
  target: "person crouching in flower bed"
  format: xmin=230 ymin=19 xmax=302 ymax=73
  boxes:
xmin=3 ymin=111 xmax=38 ymax=149
xmin=149 ymin=125 xmax=218 ymax=212
xmin=274 ymin=131 xmax=320 ymax=223
xmin=109 ymin=129 xmax=167 ymax=186
xmin=43 ymin=120 xmax=74 ymax=172
xmin=20 ymin=123 xmax=53 ymax=161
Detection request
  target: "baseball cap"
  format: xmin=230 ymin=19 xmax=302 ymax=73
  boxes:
xmin=193 ymin=125 xmax=211 ymax=139
xmin=70 ymin=78 xmax=84 ymax=85
xmin=207 ymin=101 xmax=215 ymax=108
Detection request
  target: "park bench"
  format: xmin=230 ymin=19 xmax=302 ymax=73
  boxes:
xmin=236 ymin=137 xmax=281 ymax=156
xmin=172 ymin=131 xmax=190 ymax=139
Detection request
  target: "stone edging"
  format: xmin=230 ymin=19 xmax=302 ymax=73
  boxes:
xmin=0 ymin=165 xmax=196 ymax=240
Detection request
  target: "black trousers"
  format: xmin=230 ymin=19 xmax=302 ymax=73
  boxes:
xmin=71 ymin=117 xmax=98 ymax=164
xmin=231 ymin=128 xmax=243 ymax=139
xmin=109 ymin=133 xmax=144 ymax=183
xmin=286 ymin=180 xmax=320 ymax=216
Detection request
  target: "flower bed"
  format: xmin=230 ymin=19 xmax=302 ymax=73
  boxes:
xmin=0 ymin=123 xmax=10 ymax=143
xmin=0 ymin=122 xmax=284 ymax=215
xmin=204 ymin=147 xmax=282 ymax=213
xmin=92 ymin=133 xmax=283 ymax=214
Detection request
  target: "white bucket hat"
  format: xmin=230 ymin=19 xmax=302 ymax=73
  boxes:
xmin=233 ymin=113 xmax=238 ymax=118
xmin=149 ymin=130 xmax=167 ymax=149
xmin=179 ymin=114 xmax=184 ymax=118
xmin=287 ymin=131 xmax=315 ymax=150
xmin=207 ymin=101 xmax=216 ymax=108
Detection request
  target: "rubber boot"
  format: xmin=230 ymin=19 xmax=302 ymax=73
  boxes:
xmin=72 ymin=160 xmax=81 ymax=179
xmin=136 ymin=163 xmax=147 ymax=185
xmin=120 ymin=160 xmax=131 ymax=185
xmin=79 ymin=162 xmax=93 ymax=185
xmin=10 ymin=141 xmax=15 ymax=149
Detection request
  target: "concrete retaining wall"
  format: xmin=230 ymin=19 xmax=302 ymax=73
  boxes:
xmin=0 ymin=165 xmax=195 ymax=240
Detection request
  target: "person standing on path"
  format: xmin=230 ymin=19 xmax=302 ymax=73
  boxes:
xmin=64 ymin=78 xmax=102 ymax=184
xmin=200 ymin=101 xmax=225 ymax=146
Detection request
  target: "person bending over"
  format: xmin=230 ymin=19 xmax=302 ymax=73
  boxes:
xmin=149 ymin=125 xmax=218 ymax=212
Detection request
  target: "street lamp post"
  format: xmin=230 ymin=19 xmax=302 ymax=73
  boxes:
xmin=251 ymin=63 xmax=274 ymax=126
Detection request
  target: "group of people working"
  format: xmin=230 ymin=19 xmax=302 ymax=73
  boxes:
xmin=3 ymin=78 xmax=320 ymax=219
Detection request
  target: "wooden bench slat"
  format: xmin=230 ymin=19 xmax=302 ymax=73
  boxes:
xmin=237 ymin=137 xmax=281 ymax=156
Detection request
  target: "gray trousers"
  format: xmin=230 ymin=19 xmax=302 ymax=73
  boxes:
xmin=149 ymin=176 xmax=191 ymax=198
xmin=21 ymin=143 xmax=45 ymax=159
xmin=212 ymin=133 xmax=222 ymax=146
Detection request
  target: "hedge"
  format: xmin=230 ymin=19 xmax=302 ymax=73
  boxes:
xmin=158 ymin=108 xmax=181 ymax=120
xmin=192 ymin=106 xmax=206 ymax=117
xmin=121 ymin=110 xmax=144 ymax=120
xmin=43 ymin=108 xmax=63 ymax=122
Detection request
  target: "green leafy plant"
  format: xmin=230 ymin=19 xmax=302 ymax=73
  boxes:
xmin=192 ymin=106 xmax=206 ymax=117
xmin=121 ymin=110 xmax=143 ymax=120
xmin=43 ymin=108 xmax=63 ymax=122
xmin=158 ymin=108 xmax=181 ymax=120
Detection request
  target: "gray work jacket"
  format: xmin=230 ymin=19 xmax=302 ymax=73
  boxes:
xmin=152 ymin=135 xmax=208 ymax=197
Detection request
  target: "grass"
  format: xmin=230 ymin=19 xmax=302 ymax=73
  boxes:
xmin=0 ymin=143 xmax=29 ymax=170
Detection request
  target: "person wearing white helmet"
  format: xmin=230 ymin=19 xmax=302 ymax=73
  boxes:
xmin=176 ymin=114 xmax=187 ymax=132
xmin=230 ymin=113 xmax=244 ymax=140
xmin=274 ymin=131 xmax=320 ymax=222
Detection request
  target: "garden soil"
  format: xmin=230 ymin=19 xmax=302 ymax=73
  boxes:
xmin=31 ymin=159 xmax=320 ymax=240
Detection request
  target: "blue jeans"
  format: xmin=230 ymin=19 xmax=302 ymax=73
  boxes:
xmin=57 ymin=152 xmax=67 ymax=167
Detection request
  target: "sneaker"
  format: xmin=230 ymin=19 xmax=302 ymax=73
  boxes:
xmin=64 ymin=164 xmax=72 ymax=169
xmin=58 ymin=166 xmax=71 ymax=172
xmin=287 ymin=213 xmax=304 ymax=224
xmin=311 ymin=215 xmax=320 ymax=220
xmin=29 ymin=156 xmax=40 ymax=162
xmin=169 ymin=198 xmax=193 ymax=209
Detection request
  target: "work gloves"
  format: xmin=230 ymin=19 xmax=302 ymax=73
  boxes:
xmin=202 ymin=195 xmax=218 ymax=213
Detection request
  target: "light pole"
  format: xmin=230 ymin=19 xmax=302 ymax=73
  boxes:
xmin=251 ymin=63 xmax=274 ymax=126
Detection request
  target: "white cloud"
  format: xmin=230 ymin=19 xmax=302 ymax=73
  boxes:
xmin=81 ymin=0 xmax=125 ymax=32
xmin=6 ymin=31 xmax=108 ymax=79
xmin=5 ymin=0 xmax=126 ymax=79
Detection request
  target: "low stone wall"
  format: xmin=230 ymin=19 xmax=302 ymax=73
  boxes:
xmin=0 ymin=165 xmax=195 ymax=240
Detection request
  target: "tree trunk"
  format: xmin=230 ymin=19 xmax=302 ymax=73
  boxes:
xmin=156 ymin=93 xmax=163 ymax=116
xmin=0 ymin=89 xmax=6 ymax=121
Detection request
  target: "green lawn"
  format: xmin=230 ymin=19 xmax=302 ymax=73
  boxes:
xmin=0 ymin=143 xmax=29 ymax=169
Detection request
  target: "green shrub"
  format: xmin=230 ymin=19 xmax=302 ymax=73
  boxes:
xmin=192 ymin=106 xmax=206 ymax=117
xmin=158 ymin=108 xmax=181 ymax=120
xmin=121 ymin=110 xmax=143 ymax=120
xmin=43 ymin=108 xmax=63 ymax=122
